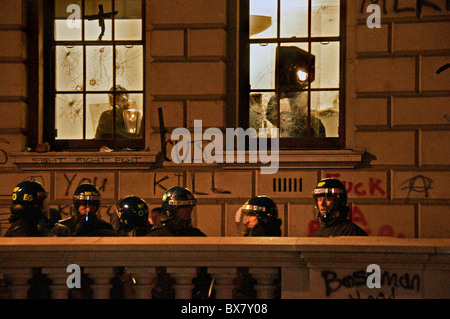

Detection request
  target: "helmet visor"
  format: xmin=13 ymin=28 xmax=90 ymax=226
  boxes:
xmin=168 ymin=198 xmax=197 ymax=207
xmin=242 ymin=204 xmax=266 ymax=212
xmin=74 ymin=194 xmax=101 ymax=201
xmin=313 ymin=187 xmax=344 ymax=196
xmin=236 ymin=209 xmax=259 ymax=235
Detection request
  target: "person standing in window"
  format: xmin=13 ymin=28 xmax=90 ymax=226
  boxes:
xmin=312 ymin=178 xmax=367 ymax=237
xmin=95 ymin=85 xmax=142 ymax=139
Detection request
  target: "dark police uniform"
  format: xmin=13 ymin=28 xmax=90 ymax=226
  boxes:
xmin=313 ymin=218 xmax=368 ymax=237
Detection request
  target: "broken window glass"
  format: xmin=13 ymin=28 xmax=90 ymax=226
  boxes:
xmin=247 ymin=0 xmax=342 ymax=142
xmin=52 ymin=0 xmax=144 ymax=145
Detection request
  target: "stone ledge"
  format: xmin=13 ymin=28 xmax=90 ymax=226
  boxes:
xmin=9 ymin=151 xmax=162 ymax=171
xmin=163 ymin=149 xmax=367 ymax=170
xmin=1 ymin=237 xmax=448 ymax=254
xmin=9 ymin=149 xmax=366 ymax=171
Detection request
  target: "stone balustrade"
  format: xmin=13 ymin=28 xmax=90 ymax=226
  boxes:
xmin=0 ymin=237 xmax=449 ymax=299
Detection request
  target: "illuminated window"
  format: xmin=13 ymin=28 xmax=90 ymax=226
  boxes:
xmin=240 ymin=0 xmax=345 ymax=148
xmin=46 ymin=0 xmax=144 ymax=150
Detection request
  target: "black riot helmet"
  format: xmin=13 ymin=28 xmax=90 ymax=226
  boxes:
xmin=12 ymin=180 xmax=48 ymax=207
xmin=161 ymin=186 xmax=197 ymax=221
xmin=242 ymin=196 xmax=278 ymax=224
xmin=313 ymin=178 xmax=349 ymax=225
xmin=73 ymin=183 xmax=101 ymax=211
xmin=239 ymin=196 xmax=281 ymax=236
xmin=116 ymin=196 xmax=149 ymax=233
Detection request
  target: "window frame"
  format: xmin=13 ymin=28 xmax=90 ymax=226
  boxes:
xmin=238 ymin=0 xmax=346 ymax=150
xmin=43 ymin=0 xmax=146 ymax=151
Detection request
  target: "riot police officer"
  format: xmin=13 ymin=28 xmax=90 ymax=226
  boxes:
xmin=146 ymin=186 xmax=210 ymax=298
xmin=312 ymin=178 xmax=368 ymax=237
xmin=239 ymin=195 xmax=282 ymax=237
xmin=116 ymin=195 xmax=153 ymax=236
xmin=5 ymin=180 xmax=49 ymax=237
xmin=146 ymin=186 xmax=206 ymax=237
xmin=49 ymin=183 xmax=116 ymax=236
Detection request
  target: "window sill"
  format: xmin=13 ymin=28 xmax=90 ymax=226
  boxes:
xmin=163 ymin=149 xmax=368 ymax=170
xmin=11 ymin=149 xmax=368 ymax=171
xmin=10 ymin=150 xmax=162 ymax=171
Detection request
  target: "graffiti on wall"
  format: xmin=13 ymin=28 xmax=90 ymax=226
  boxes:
xmin=153 ymin=172 xmax=232 ymax=196
xmin=30 ymin=156 xmax=144 ymax=165
xmin=324 ymin=173 xmax=386 ymax=197
xmin=0 ymin=138 xmax=9 ymax=165
xmin=321 ymin=269 xmax=421 ymax=299
xmin=360 ymin=0 xmax=450 ymax=16
xmin=62 ymin=173 xmax=108 ymax=196
xmin=401 ymin=175 xmax=433 ymax=199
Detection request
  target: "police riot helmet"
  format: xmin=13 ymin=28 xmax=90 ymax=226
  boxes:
xmin=237 ymin=196 xmax=281 ymax=236
xmin=12 ymin=180 xmax=48 ymax=207
xmin=313 ymin=178 xmax=347 ymax=205
xmin=161 ymin=186 xmax=197 ymax=221
xmin=313 ymin=178 xmax=348 ymax=223
xmin=242 ymin=196 xmax=278 ymax=224
xmin=116 ymin=196 xmax=149 ymax=232
xmin=73 ymin=183 xmax=101 ymax=210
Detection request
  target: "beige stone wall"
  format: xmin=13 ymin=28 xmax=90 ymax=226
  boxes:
xmin=0 ymin=1 xmax=449 ymax=238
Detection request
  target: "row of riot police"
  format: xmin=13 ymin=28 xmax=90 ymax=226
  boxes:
xmin=4 ymin=178 xmax=367 ymax=239
xmin=3 ymin=178 xmax=366 ymax=299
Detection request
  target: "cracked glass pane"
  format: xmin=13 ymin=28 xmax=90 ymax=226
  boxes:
xmin=115 ymin=45 xmax=143 ymax=91
xmin=250 ymin=92 xmax=277 ymax=137
xmin=250 ymin=43 xmax=276 ymax=90
xmin=311 ymin=91 xmax=339 ymax=137
xmin=86 ymin=46 xmax=113 ymax=91
xmin=55 ymin=94 xmax=83 ymax=140
xmin=280 ymin=0 xmax=308 ymax=38
xmin=311 ymin=0 xmax=340 ymax=37
xmin=311 ymin=41 xmax=340 ymax=89
xmin=56 ymin=46 xmax=83 ymax=91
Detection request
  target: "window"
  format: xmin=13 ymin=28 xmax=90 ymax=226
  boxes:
xmin=240 ymin=0 xmax=345 ymax=149
xmin=45 ymin=0 xmax=144 ymax=151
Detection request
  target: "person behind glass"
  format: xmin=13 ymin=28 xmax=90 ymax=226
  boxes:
xmin=95 ymin=85 xmax=142 ymax=139
xmin=48 ymin=183 xmax=116 ymax=236
xmin=116 ymin=196 xmax=153 ymax=236
xmin=4 ymin=180 xmax=49 ymax=237
xmin=312 ymin=178 xmax=368 ymax=237
xmin=239 ymin=196 xmax=282 ymax=237
xmin=146 ymin=186 xmax=206 ymax=237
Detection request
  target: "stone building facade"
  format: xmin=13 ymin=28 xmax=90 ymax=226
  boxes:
xmin=0 ymin=0 xmax=449 ymax=238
